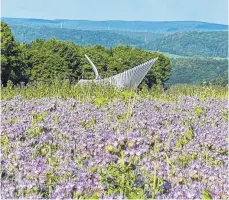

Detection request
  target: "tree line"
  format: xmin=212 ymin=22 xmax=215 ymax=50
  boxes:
xmin=1 ymin=22 xmax=171 ymax=88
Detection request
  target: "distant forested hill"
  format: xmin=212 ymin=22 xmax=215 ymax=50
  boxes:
xmin=112 ymin=31 xmax=165 ymax=42
xmin=2 ymin=17 xmax=228 ymax=32
xmin=3 ymin=17 xmax=228 ymax=57
xmin=8 ymin=25 xmax=144 ymax=47
xmin=6 ymin=24 xmax=228 ymax=58
xmin=165 ymin=57 xmax=228 ymax=86
xmin=144 ymin=31 xmax=228 ymax=57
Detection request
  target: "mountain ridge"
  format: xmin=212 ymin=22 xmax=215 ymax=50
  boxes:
xmin=2 ymin=17 xmax=228 ymax=32
xmin=2 ymin=17 xmax=228 ymax=25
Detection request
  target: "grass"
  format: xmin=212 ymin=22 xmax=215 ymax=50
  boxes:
xmin=1 ymin=80 xmax=227 ymax=102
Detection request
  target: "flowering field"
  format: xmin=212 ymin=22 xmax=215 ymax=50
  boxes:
xmin=1 ymin=84 xmax=228 ymax=199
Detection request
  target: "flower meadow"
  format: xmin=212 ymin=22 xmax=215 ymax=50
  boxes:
xmin=1 ymin=83 xmax=228 ymax=199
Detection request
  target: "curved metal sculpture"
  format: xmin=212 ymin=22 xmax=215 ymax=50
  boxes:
xmin=78 ymin=54 xmax=158 ymax=89
xmin=84 ymin=54 xmax=101 ymax=80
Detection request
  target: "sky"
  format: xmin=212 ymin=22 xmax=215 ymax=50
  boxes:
xmin=1 ymin=0 xmax=228 ymax=24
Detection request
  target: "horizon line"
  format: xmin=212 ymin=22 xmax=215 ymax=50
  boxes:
xmin=1 ymin=16 xmax=228 ymax=26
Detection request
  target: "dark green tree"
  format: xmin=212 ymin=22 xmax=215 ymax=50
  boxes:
xmin=1 ymin=22 xmax=27 ymax=86
xmin=26 ymin=39 xmax=83 ymax=82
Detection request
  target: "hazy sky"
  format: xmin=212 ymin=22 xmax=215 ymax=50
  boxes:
xmin=1 ymin=0 xmax=228 ymax=24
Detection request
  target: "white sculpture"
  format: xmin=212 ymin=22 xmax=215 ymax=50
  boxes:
xmin=78 ymin=54 xmax=158 ymax=89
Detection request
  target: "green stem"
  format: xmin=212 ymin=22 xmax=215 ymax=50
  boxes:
xmin=120 ymin=150 xmax=125 ymax=197
xmin=152 ymin=161 xmax=157 ymax=199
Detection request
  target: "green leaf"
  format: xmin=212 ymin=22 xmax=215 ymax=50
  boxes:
xmin=202 ymin=189 xmax=213 ymax=200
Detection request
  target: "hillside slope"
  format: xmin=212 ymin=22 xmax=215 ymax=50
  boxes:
xmin=165 ymin=57 xmax=228 ymax=86
xmin=144 ymin=31 xmax=228 ymax=57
